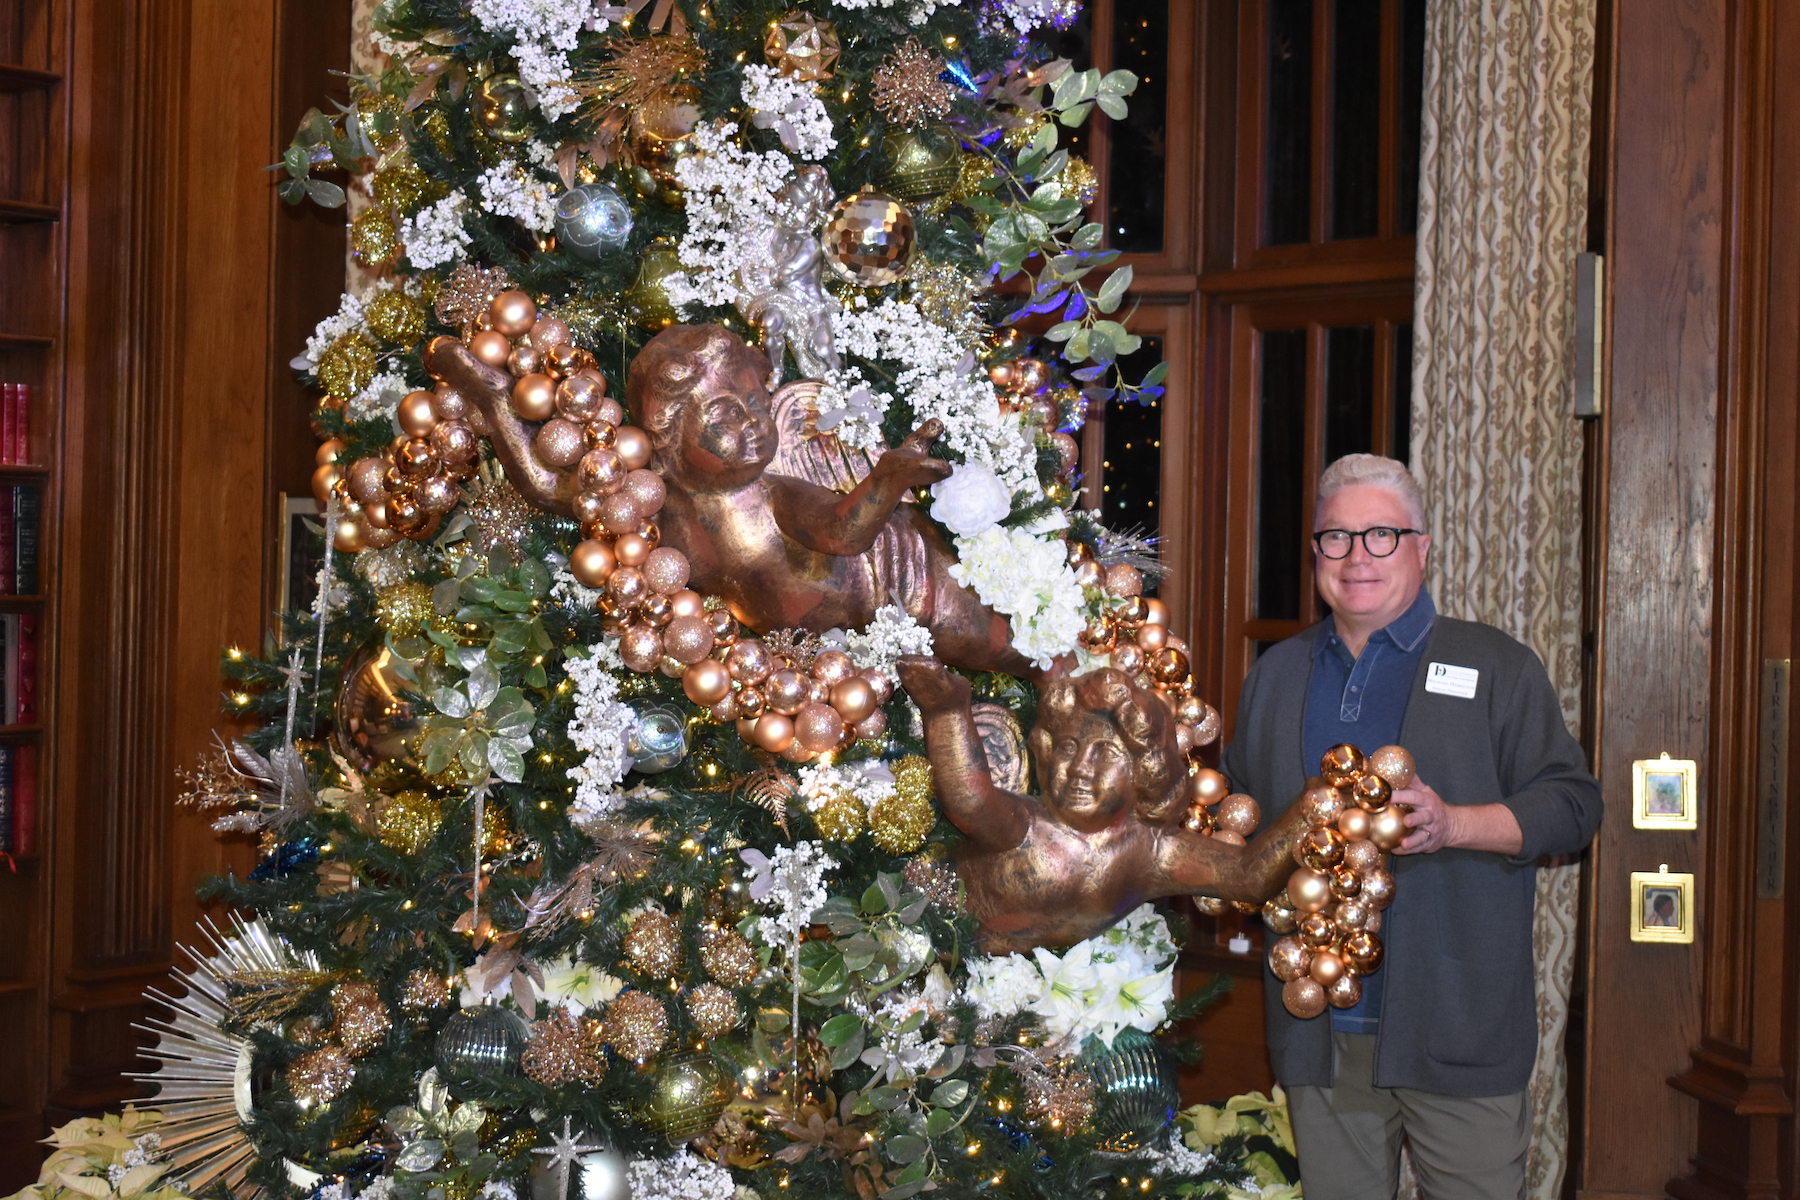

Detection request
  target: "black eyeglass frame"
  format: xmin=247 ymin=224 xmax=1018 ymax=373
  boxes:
xmin=1311 ymin=527 xmax=1423 ymax=560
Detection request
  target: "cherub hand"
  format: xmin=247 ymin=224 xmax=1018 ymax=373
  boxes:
xmin=896 ymin=654 xmax=970 ymax=713
xmin=871 ymin=420 xmax=953 ymax=491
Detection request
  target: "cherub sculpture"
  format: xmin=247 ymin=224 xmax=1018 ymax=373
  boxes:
xmin=737 ymin=164 xmax=839 ymax=387
xmin=897 ymin=656 xmax=1309 ymax=954
xmin=627 ymin=325 xmax=1034 ymax=676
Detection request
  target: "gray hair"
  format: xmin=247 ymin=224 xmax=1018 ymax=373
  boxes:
xmin=1316 ymin=454 xmax=1427 ymax=529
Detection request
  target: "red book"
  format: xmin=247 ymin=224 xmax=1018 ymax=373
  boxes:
xmin=13 ymin=744 xmax=34 ymax=856
xmin=0 ymin=384 xmax=12 ymax=466
xmin=16 ymin=613 xmax=36 ymax=724
xmin=15 ymin=383 xmax=27 ymax=464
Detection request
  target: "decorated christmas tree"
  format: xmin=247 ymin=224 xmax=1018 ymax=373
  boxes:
xmin=30 ymin=2 xmax=1422 ymax=1198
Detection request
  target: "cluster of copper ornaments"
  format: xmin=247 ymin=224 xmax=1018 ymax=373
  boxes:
xmin=1071 ymin=542 xmax=1221 ymax=761
xmin=680 ymin=639 xmax=893 ymax=763
xmin=989 ymin=356 xmax=1082 ymax=486
xmin=1185 ymin=779 xmax=1265 ymax=916
xmin=1265 ymin=743 xmax=1414 ymax=1019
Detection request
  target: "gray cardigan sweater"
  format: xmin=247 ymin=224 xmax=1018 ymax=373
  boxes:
xmin=1222 ymin=615 xmax=1602 ymax=1097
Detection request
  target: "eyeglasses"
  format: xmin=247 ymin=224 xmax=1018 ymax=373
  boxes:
xmin=1312 ymin=527 xmax=1422 ymax=560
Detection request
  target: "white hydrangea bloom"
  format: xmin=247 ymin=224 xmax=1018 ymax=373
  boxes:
xmin=842 ymin=604 xmax=935 ymax=682
xmin=664 ymin=122 xmax=801 ymax=313
xmin=964 ymin=951 xmax=1046 ymax=1020
xmin=741 ymin=64 xmax=838 ymax=160
xmin=948 ymin=525 xmax=1087 ymax=669
xmin=299 ymin=291 xmax=366 ymax=369
xmin=795 ymin=761 xmax=895 ymax=815
xmin=564 ymin=646 xmax=639 ymax=821
xmin=347 ymin=369 xmax=412 ymax=423
xmin=741 ymin=841 xmax=837 ymax=949
xmin=626 ymin=1151 xmax=736 ymax=1200
xmin=478 ymin=159 xmax=560 ymax=232
xmin=467 ymin=0 xmax=605 ymax=120
xmin=400 ymin=193 xmax=472 ymax=268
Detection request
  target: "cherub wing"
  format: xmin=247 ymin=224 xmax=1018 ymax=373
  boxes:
xmin=766 ymin=378 xmax=880 ymax=494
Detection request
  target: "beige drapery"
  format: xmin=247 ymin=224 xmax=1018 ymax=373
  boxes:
xmin=1410 ymin=1 xmax=1595 ymax=1197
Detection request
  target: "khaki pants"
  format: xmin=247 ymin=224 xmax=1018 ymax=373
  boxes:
xmin=1285 ymin=1031 xmax=1529 ymax=1200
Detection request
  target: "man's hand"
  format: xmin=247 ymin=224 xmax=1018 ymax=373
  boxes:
xmin=1394 ymin=775 xmax=1523 ymax=856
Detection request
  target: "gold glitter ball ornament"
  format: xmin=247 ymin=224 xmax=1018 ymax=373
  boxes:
xmin=1022 ymin=1060 xmax=1098 ymax=1132
xmin=375 ymin=581 xmax=436 ymax=637
xmin=330 ymin=981 xmax=392 ymax=1058
xmin=624 ymin=910 xmax=684 ymax=978
xmin=365 ymin=290 xmax=427 ymax=346
xmin=605 ymin=990 xmax=671 ymax=1062
xmin=377 ymin=790 xmax=443 ymax=856
xmin=399 ymin=969 xmax=452 ymax=1014
xmin=1057 ymin=155 xmax=1099 ymax=207
xmin=351 ymin=208 xmax=400 ymax=268
xmin=872 ymin=40 xmax=956 ymax=129
xmin=822 ymin=188 xmax=916 ymax=287
xmin=878 ymin=129 xmax=962 ymax=207
xmin=763 ymin=12 xmax=840 ymax=81
xmin=646 ymin=1051 xmax=732 ymax=1143
xmin=699 ymin=927 xmax=758 ymax=987
xmin=906 ymin=260 xmax=984 ymax=343
xmin=480 ymin=803 xmax=517 ymax=859
xmin=316 ymin=334 xmax=378 ymax=400
xmin=684 ymin=983 xmax=742 ymax=1038
xmin=871 ymin=756 xmax=936 ymax=854
xmin=813 ymin=790 xmax=866 ymax=841
xmin=522 ymin=1009 xmax=607 ymax=1087
xmin=288 ymin=1045 xmax=355 ymax=1107
xmin=372 ymin=158 xmax=433 ymax=215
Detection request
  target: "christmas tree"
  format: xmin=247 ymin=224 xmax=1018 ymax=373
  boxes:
xmin=56 ymin=1 xmax=1377 ymax=1198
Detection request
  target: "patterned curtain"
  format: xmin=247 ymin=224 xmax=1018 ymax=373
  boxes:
xmin=1410 ymin=1 xmax=1595 ymax=1197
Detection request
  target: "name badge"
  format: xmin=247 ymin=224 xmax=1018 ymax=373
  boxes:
xmin=1425 ymin=662 xmax=1479 ymax=699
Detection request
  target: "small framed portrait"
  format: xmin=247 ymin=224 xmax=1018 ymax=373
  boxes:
xmin=1632 ymin=753 xmax=1698 ymax=830
xmin=277 ymin=495 xmax=324 ymax=627
xmin=1629 ymin=867 xmax=1695 ymax=944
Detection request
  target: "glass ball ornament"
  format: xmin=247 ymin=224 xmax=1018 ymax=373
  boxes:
xmin=528 ymin=1137 xmax=631 ymax=1200
xmin=334 ymin=647 xmax=422 ymax=771
xmin=877 ymin=129 xmax=961 ymax=206
xmin=554 ymin=183 xmax=633 ymax=261
xmin=822 ymin=188 xmax=916 ymax=286
xmin=644 ymin=1052 xmax=732 ymax=1143
xmin=476 ymin=73 xmax=535 ymax=144
xmin=434 ymin=1005 xmax=530 ymax=1093
xmin=1081 ymin=1028 xmax=1181 ymax=1151
xmin=628 ymin=240 xmax=683 ymax=331
xmin=624 ymin=700 xmax=689 ymax=773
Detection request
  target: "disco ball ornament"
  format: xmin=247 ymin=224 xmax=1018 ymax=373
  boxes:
xmin=644 ymin=1052 xmax=731 ymax=1143
xmin=554 ymin=183 xmax=633 ymax=260
xmin=528 ymin=1133 xmax=631 ymax=1200
xmin=877 ymin=129 xmax=961 ymax=207
xmin=475 ymin=73 xmax=535 ymax=144
xmin=822 ymin=188 xmax=916 ymax=286
xmin=334 ymin=647 xmax=422 ymax=771
xmin=625 ymin=700 xmax=689 ymax=773
xmin=1081 ymin=1028 xmax=1181 ymax=1151
xmin=434 ymin=1005 xmax=530 ymax=1093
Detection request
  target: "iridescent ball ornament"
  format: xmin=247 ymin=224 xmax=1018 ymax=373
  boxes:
xmin=554 ymin=183 xmax=634 ymax=260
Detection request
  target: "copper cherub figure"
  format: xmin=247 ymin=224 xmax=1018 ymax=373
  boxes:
xmin=897 ymin=656 xmax=1308 ymax=954
xmin=424 ymin=325 xmax=1032 ymax=676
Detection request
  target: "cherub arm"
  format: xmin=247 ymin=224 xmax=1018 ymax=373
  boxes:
xmin=766 ymin=421 xmax=952 ymax=557
xmin=895 ymin=656 xmax=1031 ymax=851
xmin=1154 ymin=797 xmax=1314 ymax=904
xmin=424 ymin=337 xmax=578 ymax=516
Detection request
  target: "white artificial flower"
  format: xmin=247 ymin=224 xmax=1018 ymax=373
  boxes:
xmin=964 ymin=951 xmax=1046 ymax=1020
xmin=564 ymin=647 xmax=640 ymax=821
xmin=537 ymin=956 xmax=625 ymax=1013
xmin=400 ymin=194 xmax=472 ymax=268
xmin=477 ymin=159 xmax=560 ymax=232
xmin=298 ymin=291 xmax=366 ymax=369
xmin=930 ymin=462 xmax=1013 ymax=536
xmin=664 ymin=122 xmax=800 ymax=313
xmin=814 ymin=366 xmax=893 ymax=451
xmin=479 ymin=1182 xmax=518 ymax=1200
xmin=828 ymin=0 xmax=942 ymax=23
xmin=467 ymin=0 xmax=600 ymax=120
xmin=626 ymin=1150 xmax=736 ymax=1200
xmin=795 ymin=761 xmax=895 ymax=815
xmin=741 ymin=64 xmax=838 ymax=160
xmin=347 ymin=369 xmax=412 ymax=423
xmin=742 ymin=841 xmax=837 ymax=949
xmin=843 ymin=604 xmax=935 ymax=682
xmin=948 ymin=525 xmax=1087 ymax=669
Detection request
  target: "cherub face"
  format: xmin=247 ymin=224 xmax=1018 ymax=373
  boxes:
xmin=1042 ymin=712 xmax=1135 ymax=832
xmin=664 ymin=347 xmax=779 ymax=492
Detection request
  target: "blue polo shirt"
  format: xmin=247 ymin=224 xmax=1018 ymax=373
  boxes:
xmin=1302 ymin=588 xmax=1436 ymax=1035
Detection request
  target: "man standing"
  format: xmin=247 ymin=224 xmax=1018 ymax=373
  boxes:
xmin=1223 ymin=454 xmax=1601 ymax=1199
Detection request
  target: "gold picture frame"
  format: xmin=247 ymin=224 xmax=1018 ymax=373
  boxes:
xmin=1632 ymin=752 xmax=1698 ymax=830
xmin=1629 ymin=866 xmax=1695 ymax=944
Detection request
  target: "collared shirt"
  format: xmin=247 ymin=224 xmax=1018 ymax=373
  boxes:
xmin=1302 ymin=588 xmax=1436 ymax=1034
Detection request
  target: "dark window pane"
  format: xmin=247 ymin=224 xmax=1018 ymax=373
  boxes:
xmin=1108 ymin=1 xmax=1168 ymax=253
xmin=1397 ymin=0 xmax=1426 ymax=234
xmin=1391 ymin=322 xmax=1414 ymax=465
xmin=1324 ymin=324 xmax=1375 ymax=465
xmin=1264 ymin=0 xmax=1314 ymax=246
xmin=1329 ymin=0 xmax=1381 ymax=239
xmin=1100 ymin=337 xmax=1166 ymax=592
xmin=1256 ymin=328 xmax=1309 ymax=620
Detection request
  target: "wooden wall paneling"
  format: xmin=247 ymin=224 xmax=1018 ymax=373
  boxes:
xmin=1578 ymin=0 xmax=1722 ymax=1193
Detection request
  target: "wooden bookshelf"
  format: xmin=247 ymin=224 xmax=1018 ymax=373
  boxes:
xmin=0 ymin=0 xmax=62 ymax=1185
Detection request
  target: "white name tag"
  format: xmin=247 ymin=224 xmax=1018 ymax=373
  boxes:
xmin=1425 ymin=662 xmax=1480 ymax=698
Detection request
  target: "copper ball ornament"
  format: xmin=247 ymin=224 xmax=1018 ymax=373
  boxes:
xmin=1297 ymin=827 xmax=1346 ymax=871
xmin=529 ymin=315 xmax=571 ymax=350
xmin=347 ymin=457 xmax=388 ymax=504
xmin=489 ymin=290 xmax=538 ymax=338
xmin=1147 ymin=646 xmax=1190 ymax=684
xmin=1299 ymin=783 xmax=1348 ymax=829
xmin=579 ymin=447 xmax=628 ymax=493
xmin=734 ymin=687 xmax=766 ymax=719
xmin=614 ymin=532 xmax=651 ymax=567
xmin=1368 ymin=744 xmax=1417 ymax=789
xmin=614 ymin=425 xmax=653 ymax=470
xmin=1104 ymin=563 xmax=1143 ymax=597
xmin=1342 ymin=839 xmax=1382 ymax=873
xmin=752 ymin=714 xmax=796 ymax=753
xmin=1320 ymin=743 xmax=1367 ymax=787
xmin=468 ymin=330 xmax=513 ymax=368
xmin=1343 ymin=930 xmax=1385 ymax=974
xmin=1334 ymin=897 xmax=1372 ymax=931
xmin=1268 ymin=936 xmax=1311 ymax=982
xmin=1215 ymin=794 xmax=1261 ymax=837
xmin=683 ymin=658 xmax=732 ymax=706
xmin=570 ymin=539 xmax=618 ymax=588
xmin=830 ymin=676 xmax=878 ymax=724
xmin=726 ymin=640 xmax=773 ymax=684
xmin=822 ymin=188 xmax=916 ymax=286
xmin=1287 ymin=867 xmax=1333 ymax=913
xmin=1282 ymin=976 xmax=1328 ymax=1020
xmin=534 ymin=418 xmax=587 ymax=468
xmin=1337 ymin=806 xmax=1373 ymax=842
xmin=1352 ymin=773 xmax=1393 ymax=812
xmin=397 ymin=390 xmax=439 ymax=438
xmin=1110 ymin=643 xmax=1143 ymax=675
xmin=509 ymin=344 xmax=543 ymax=377
xmin=641 ymin=546 xmax=689 ymax=594
xmin=1308 ymin=949 xmax=1346 ymax=988
xmin=1210 ymin=829 xmax=1246 ymax=847
xmin=622 ymin=469 xmax=667 ymax=517
xmin=1296 ymin=911 xmax=1338 ymax=950
xmin=663 ymin=616 xmax=714 ymax=665
xmin=1360 ymin=868 xmax=1396 ymax=910
xmin=1328 ymin=867 xmax=1362 ymax=899
xmin=619 ymin=625 xmax=663 ymax=673
xmin=607 ymin=565 xmax=648 ymax=607
xmin=416 ymin=473 xmax=461 ymax=514
xmin=512 ymin=373 xmax=558 ymax=422
xmin=432 ymin=384 xmax=469 ymax=422
xmin=431 ymin=420 xmax=478 ymax=464
xmin=1325 ymin=972 xmax=1364 ymax=1010
xmin=794 ymin=703 xmax=846 ymax=752
xmin=598 ymin=490 xmax=642 ymax=534
xmin=1262 ymin=896 xmax=1299 ymax=934
xmin=765 ymin=669 xmax=809 ymax=716
xmin=1191 ymin=768 xmax=1230 ymax=806
xmin=855 ymin=711 xmax=887 ymax=741
xmin=1369 ymin=806 xmax=1408 ymax=851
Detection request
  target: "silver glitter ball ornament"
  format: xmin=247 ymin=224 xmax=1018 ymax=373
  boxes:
xmin=1081 ymin=1028 xmax=1181 ymax=1151
xmin=434 ymin=1005 xmax=529 ymax=1092
xmin=821 ymin=188 xmax=916 ymax=286
xmin=554 ymin=183 xmax=634 ymax=260
xmin=625 ymin=699 xmax=688 ymax=773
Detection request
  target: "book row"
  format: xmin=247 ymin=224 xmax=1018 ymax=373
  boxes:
xmin=0 ymin=384 xmax=29 ymax=465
